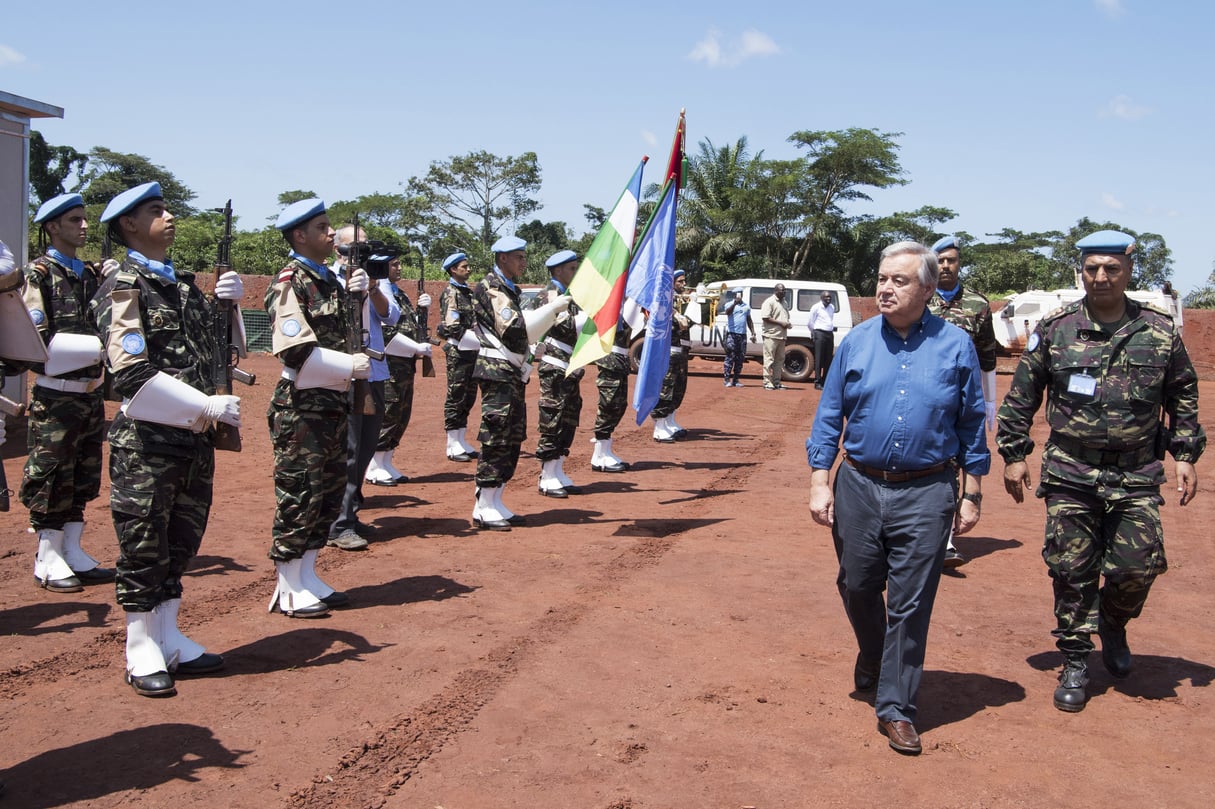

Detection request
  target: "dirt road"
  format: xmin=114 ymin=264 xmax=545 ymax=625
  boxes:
xmin=2 ymin=347 xmax=1212 ymax=809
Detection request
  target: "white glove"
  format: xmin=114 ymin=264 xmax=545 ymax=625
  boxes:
xmin=214 ymin=271 xmax=244 ymax=301
xmin=351 ymin=353 xmax=372 ymax=380
xmin=202 ymin=394 xmax=241 ymax=429
xmin=417 ymin=293 xmax=432 ymax=308
xmin=0 ymin=240 xmax=15 ymax=275
xmin=551 ymin=295 xmax=572 ymax=314
xmin=347 ymin=268 xmax=369 ymax=294
xmin=102 ymin=258 xmax=121 ymax=279
xmin=417 ymin=342 xmax=432 ymax=358
xmin=0 ymin=412 xmax=7 ymax=446
xmin=986 ymin=402 xmax=997 ymax=431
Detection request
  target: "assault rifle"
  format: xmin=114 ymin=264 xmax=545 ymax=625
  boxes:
xmin=341 ymin=214 xmax=381 ymax=416
xmin=413 ymin=245 xmax=436 ymax=377
xmin=210 ymin=200 xmax=255 ymax=451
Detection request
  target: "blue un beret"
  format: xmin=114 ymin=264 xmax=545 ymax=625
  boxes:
xmin=100 ymin=182 xmax=163 ymax=223
xmin=491 ymin=235 xmax=526 ymax=253
xmin=442 ymin=252 xmax=467 ymax=271
xmin=1075 ymin=229 xmax=1136 ymax=257
xmin=275 ymin=198 xmax=327 ymax=232
xmin=931 ymin=235 xmax=959 ymax=254
xmin=731 ymin=287 xmax=743 ymax=296
xmin=545 ymin=249 xmax=578 ymax=269
xmin=34 ymin=193 xmax=85 ymax=224
xmin=673 ymin=269 xmax=686 ymax=279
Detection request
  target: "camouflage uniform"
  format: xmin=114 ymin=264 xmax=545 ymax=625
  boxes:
xmin=90 ymin=257 xmax=219 ymax=611
xmin=265 ymin=257 xmax=352 ymax=560
xmin=20 ymin=253 xmax=105 ymax=530
xmin=472 ymin=270 xmax=529 ymax=487
xmin=529 ymin=282 xmax=583 ymax=461
xmin=652 ymin=299 xmax=691 ymax=419
xmin=996 ymin=298 xmax=1205 ymax=656
xmin=593 ymin=320 xmax=632 ymax=439
xmin=437 ymin=280 xmax=479 ymax=431
xmin=377 ymin=284 xmax=418 ymax=452
xmin=927 ymin=285 xmax=999 ymax=373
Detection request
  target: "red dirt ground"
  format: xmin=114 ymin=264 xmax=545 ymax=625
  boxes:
xmin=2 ymin=300 xmax=1213 ymax=809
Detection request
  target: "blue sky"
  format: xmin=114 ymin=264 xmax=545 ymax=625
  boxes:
xmin=3 ymin=0 xmax=1212 ymax=293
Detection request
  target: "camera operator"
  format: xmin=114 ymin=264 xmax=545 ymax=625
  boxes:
xmin=327 ymin=225 xmax=399 ymax=551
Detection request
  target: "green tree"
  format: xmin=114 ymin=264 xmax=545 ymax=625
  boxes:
xmin=677 ymin=136 xmax=761 ymax=280
xmin=405 ymin=150 xmax=542 ymax=249
xmin=965 ymin=229 xmax=1064 ymax=295
xmin=79 ymin=147 xmax=197 ymax=216
xmin=1183 ymin=261 xmax=1215 ymax=309
xmin=1048 ymin=218 xmax=1173 ymax=291
xmin=28 ymin=131 xmax=88 ymax=207
xmin=786 ymin=128 xmax=907 ymax=276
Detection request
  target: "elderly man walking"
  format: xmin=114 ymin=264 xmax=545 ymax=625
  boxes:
xmin=807 ymin=241 xmax=989 ymax=754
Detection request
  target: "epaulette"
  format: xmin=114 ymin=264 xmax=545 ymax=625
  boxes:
xmin=1040 ymin=300 xmax=1081 ymax=326
xmin=26 ymin=257 xmax=52 ymax=280
xmin=275 ymin=265 xmax=297 ymax=285
xmin=1137 ymin=300 xmax=1171 ymax=319
xmin=115 ymin=268 xmax=140 ymax=286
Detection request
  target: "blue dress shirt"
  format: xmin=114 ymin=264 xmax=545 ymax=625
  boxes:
xmin=334 ymin=262 xmax=401 ymax=384
xmin=806 ymin=309 xmax=990 ymax=476
xmin=724 ymin=300 xmax=751 ymax=334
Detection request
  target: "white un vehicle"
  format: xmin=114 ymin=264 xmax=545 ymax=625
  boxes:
xmin=629 ymin=278 xmax=853 ymax=384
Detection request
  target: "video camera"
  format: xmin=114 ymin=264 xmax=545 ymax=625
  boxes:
xmin=337 ymin=239 xmax=402 ymax=280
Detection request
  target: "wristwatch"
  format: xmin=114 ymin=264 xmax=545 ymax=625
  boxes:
xmin=959 ymin=492 xmax=983 ymax=505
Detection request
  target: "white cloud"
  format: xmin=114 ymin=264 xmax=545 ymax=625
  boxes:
xmin=0 ymin=44 xmax=27 ymax=68
xmin=641 ymin=130 xmax=658 ymax=148
xmin=1094 ymin=0 xmax=1126 ymax=19
xmin=1102 ymin=193 xmax=1126 ymax=211
xmin=1102 ymin=94 xmax=1151 ymax=120
xmin=688 ymin=28 xmax=781 ymax=68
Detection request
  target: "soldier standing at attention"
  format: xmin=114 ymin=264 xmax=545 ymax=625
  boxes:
xmin=20 ymin=193 xmax=113 ymax=592
xmin=652 ymin=269 xmax=693 ymax=442
xmin=264 ymin=199 xmax=371 ymax=617
xmin=436 ymin=252 xmax=481 ymax=462
xmin=997 ymin=229 xmax=1204 ymax=713
xmin=589 ymin=316 xmax=633 ymax=472
xmin=930 ymin=235 xmax=1001 ymax=568
xmin=469 ymin=235 xmax=569 ymax=529
xmin=531 ymin=250 xmax=585 ymax=498
xmin=366 ymin=253 xmax=432 ymax=486
xmin=91 ymin=182 xmax=241 ymax=696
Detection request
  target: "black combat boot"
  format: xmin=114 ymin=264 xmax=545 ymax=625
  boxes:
xmin=1053 ymin=657 xmax=1089 ymax=712
xmin=1098 ymin=615 xmax=1133 ymax=679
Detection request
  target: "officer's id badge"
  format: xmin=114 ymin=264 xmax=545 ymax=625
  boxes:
xmin=121 ymin=333 xmax=146 ymax=355
xmin=499 ymin=307 xmax=515 ymax=323
xmin=281 ymin=319 xmax=302 ymax=337
xmin=30 ymin=309 xmax=46 ymax=325
xmin=1067 ymin=373 xmax=1097 ymax=397
xmin=1026 ymin=332 xmax=1040 ymax=352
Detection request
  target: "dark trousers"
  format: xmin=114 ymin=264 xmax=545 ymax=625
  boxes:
xmin=723 ymin=332 xmax=747 ymax=382
xmin=330 ymin=380 xmax=385 ymax=537
xmin=813 ymin=329 xmax=835 ymax=384
xmin=831 ymin=462 xmax=956 ymax=723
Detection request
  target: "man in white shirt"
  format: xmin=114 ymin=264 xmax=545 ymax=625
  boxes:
xmin=808 ymin=291 xmax=837 ymax=389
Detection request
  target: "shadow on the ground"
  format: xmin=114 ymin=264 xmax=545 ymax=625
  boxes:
xmin=0 ymin=599 xmax=111 ymax=637
xmin=1027 ymin=649 xmax=1215 ymax=700
xmin=2 ymin=723 xmax=250 ymax=808
xmin=916 ymin=669 xmax=1027 ymax=731
xmin=219 ymin=626 xmax=390 ymax=674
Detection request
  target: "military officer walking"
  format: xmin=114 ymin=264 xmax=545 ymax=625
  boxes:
xmin=997 ymin=230 xmax=1205 ymax=712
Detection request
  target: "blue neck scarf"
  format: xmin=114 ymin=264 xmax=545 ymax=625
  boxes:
xmin=291 ymin=251 xmax=331 ymax=282
xmin=48 ymin=248 xmax=85 ymax=277
xmin=127 ymin=250 xmax=175 ymax=283
xmin=448 ymin=279 xmax=470 ymax=290
xmin=492 ymin=266 xmax=517 ymax=292
xmin=937 ymin=284 xmax=962 ymax=302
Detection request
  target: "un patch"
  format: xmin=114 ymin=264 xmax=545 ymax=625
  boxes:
xmin=121 ymin=333 xmax=146 ymax=355
xmin=499 ymin=307 xmax=514 ymax=322
xmin=30 ymin=309 xmax=46 ymax=325
xmin=282 ymin=319 xmax=302 ymax=337
xmin=1026 ymin=332 xmax=1040 ymax=352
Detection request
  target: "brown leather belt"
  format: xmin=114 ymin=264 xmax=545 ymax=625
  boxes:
xmin=844 ymin=455 xmax=954 ymax=483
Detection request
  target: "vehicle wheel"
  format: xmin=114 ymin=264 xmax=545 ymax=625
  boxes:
xmin=782 ymin=343 xmax=813 ymax=383
xmin=628 ymin=338 xmax=644 ymax=374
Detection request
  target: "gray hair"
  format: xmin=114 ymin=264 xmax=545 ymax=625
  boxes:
xmin=880 ymin=241 xmax=939 ymax=288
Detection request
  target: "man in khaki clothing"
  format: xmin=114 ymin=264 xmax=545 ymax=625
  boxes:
xmin=760 ymin=283 xmax=791 ymax=390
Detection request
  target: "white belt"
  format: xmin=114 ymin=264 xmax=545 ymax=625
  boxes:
xmin=610 ymin=346 xmax=629 ymax=356
xmin=680 ymin=339 xmax=692 ymax=347
xmin=281 ymin=368 xmax=298 ymax=381
xmin=35 ymin=374 xmax=103 ymax=394
xmin=544 ymin=337 xmax=574 ymax=353
xmin=540 ymin=354 xmax=569 ymax=370
xmin=446 ymin=337 xmax=460 ymax=347
xmin=479 ymin=346 xmax=525 ymax=366
xmin=669 ymin=346 xmax=684 ymax=355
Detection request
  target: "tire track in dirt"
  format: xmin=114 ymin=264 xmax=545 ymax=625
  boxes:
xmin=283 ymin=429 xmax=788 ymax=809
